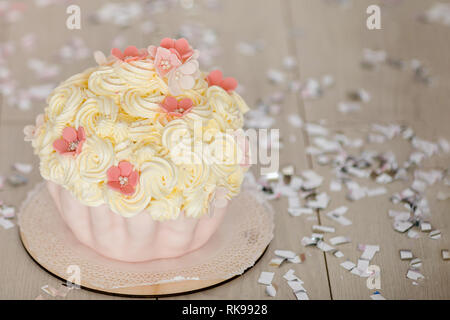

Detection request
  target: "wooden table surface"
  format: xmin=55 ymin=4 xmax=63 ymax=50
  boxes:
xmin=0 ymin=0 xmax=449 ymax=300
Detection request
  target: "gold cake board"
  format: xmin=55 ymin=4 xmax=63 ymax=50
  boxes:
xmin=18 ymin=183 xmax=274 ymax=297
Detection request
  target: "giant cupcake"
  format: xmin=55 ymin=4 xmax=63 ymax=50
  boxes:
xmin=24 ymin=38 xmax=250 ymax=262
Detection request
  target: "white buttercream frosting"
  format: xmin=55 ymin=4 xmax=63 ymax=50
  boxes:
xmin=27 ymin=45 xmax=250 ymax=220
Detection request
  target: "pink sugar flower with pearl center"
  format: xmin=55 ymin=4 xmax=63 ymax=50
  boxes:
xmin=159 ymin=38 xmax=195 ymax=63
xmin=160 ymin=96 xmax=194 ymax=117
xmin=107 ymin=161 xmax=139 ymax=196
xmin=53 ymin=127 xmax=86 ymax=156
xmin=148 ymin=38 xmax=201 ymax=94
xmin=206 ymin=70 xmax=238 ymax=92
xmin=152 ymin=47 xmax=182 ymax=77
xmin=111 ymin=46 xmax=148 ymax=63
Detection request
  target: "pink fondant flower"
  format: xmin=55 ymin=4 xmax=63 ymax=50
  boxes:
xmin=151 ymin=47 xmax=182 ymax=77
xmin=167 ymin=59 xmax=200 ymax=96
xmin=161 ymin=96 xmax=193 ymax=117
xmin=111 ymin=46 xmax=148 ymax=63
xmin=24 ymin=113 xmax=44 ymax=142
xmin=149 ymin=38 xmax=196 ymax=63
xmin=53 ymin=127 xmax=86 ymax=156
xmin=107 ymin=161 xmax=139 ymax=196
xmin=148 ymin=38 xmax=201 ymax=94
xmin=206 ymin=70 xmax=238 ymax=92
xmin=159 ymin=38 xmax=195 ymax=62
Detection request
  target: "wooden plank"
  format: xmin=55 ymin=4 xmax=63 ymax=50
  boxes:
xmin=159 ymin=0 xmax=332 ymax=300
xmin=286 ymin=0 xmax=450 ymax=299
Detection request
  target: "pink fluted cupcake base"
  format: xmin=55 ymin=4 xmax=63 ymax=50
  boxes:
xmin=18 ymin=182 xmax=274 ymax=296
xmin=47 ymin=181 xmax=228 ymax=262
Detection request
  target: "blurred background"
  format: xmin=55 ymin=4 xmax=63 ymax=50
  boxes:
xmin=0 ymin=0 xmax=449 ymax=300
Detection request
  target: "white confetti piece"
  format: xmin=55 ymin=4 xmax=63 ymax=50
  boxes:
xmin=399 ymin=250 xmax=413 ymax=260
xmin=429 ymin=230 xmax=441 ymax=240
xmin=41 ymin=285 xmax=58 ymax=297
xmin=394 ymin=221 xmax=414 ymax=233
xmin=438 ymin=138 xmax=450 ymax=153
xmin=346 ymin=186 xmax=366 ymax=201
xmin=295 ymin=291 xmax=309 ymax=300
xmin=0 ymin=206 xmax=15 ymax=219
xmin=312 ymin=225 xmax=335 ymax=233
xmin=304 ymin=123 xmax=329 ymax=136
xmin=326 ymin=206 xmax=352 ymax=226
xmin=94 ymin=2 xmax=142 ymax=26
xmin=266 ymin=285 xmax=277 ymax=297
xmin=330 ymin=236 xmax=351 ymax=246
xmin=442 ymin=250 xmax=449 ymax=261
xmin=13 ymin=162 xmax=33 ymax=174
xmin=338 ymin=101 xmax=361 ymax=113
xmin=307 ymin=192 xmax=330 ymax=209
xmin=288 ymin=280 xmax=305 ymax=292
xmin=287 ymin=196 xmax=301 ymax=209
xmin=340 ymin=261 xmax=356 ymax=271
xmin=301 ymin=170 xmax=324 ymax=189
xmin=375 ymin=173 xmax=393 ymax=184
xmin=360 ymin=245 xmax=380 ymax=261
xmin=288 ymin=207 xmax=313 ymax=217
xmin=412 ymin=138 xmax=439 ymax=158
xmin=288 ymin=255 xmax=302 ymax=264
xmin=317 ymin=241 xmax=335 ymax=252
xmin=290 ymin=176 xmax=303 ymax=190
xmin=287 ymin=114 xmax=303 ymax=128
xmin=420 ymin=222 xmax=432 ymax=232
xmin=269 ymin=257 xmax=285 ymax=267
xmin=329 ymin=180 xmax=342 ymax=192
xmin=267 ymin=69 xmax=285 ymax=84
xmin=389 ymin=210 xmax=411 ymax=221
xmin=258 ymin=272 xmax=274 ymax=285
xmin=283 ymin=269 xmax=303 ymax=283
xmin=406 ymin=270 xmax=424 ymax=281
xmin=356 ymin=259 xmax=370 ymax=277
xmin=274 ymin=250 xmax=297 ymax=260
xmin=410 ymin=258 xmax=422 ymax=269
xmin=313 ymin=137 xmax=341 ymax=153
xmin=0 ymin=217 xmax=14 ymax=229
xmin=366 ymin=187 xmax=387 ymax=197
xmin=420 ymin=3 xmax=450 ymax=26
xmin=415 ymin=169 xmax=443 ymax=185
xmin=347 ymin=167 xmax=370 ymax=178
xmin=368 ymin=133 xmax=387 ymax=144
xmin=301 ymin=236 xmax=318 ymax=247
xmin=407 ymin=229 xmax=420 ymax=239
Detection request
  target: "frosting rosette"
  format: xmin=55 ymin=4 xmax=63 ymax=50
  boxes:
xmin=25 ymin=39 xmax=250 ymax=220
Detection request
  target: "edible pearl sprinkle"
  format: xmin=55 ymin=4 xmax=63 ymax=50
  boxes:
xmin=68 ymin=141 xmax=79 ymax=151
xmin=119 ymin=176 xmax=128 ymax=186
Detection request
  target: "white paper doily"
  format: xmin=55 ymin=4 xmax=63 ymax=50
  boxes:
xmin=18 ymin=182 xmax=274 ymax=296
